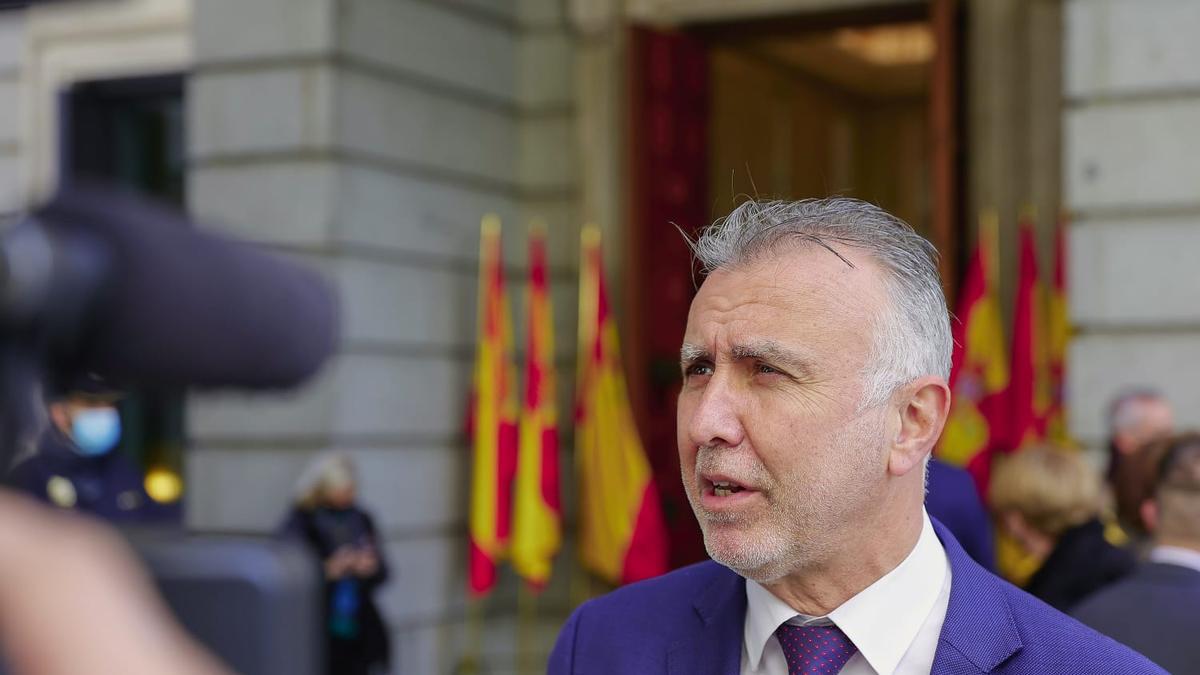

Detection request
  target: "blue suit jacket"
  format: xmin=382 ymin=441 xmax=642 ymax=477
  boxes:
xmin=549 ymin=519 xmax=1164 ymax=674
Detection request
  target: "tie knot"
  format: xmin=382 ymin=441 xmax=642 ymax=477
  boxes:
xmin=774 ymin=622 xmax=857 ymax=675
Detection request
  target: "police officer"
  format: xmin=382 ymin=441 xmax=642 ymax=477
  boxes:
xmin=8 ymin=377 xmax=161 ymax=523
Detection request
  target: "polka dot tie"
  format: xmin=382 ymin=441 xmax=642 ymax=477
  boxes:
xmin=774 ymin=622 xmax=858 ymax=675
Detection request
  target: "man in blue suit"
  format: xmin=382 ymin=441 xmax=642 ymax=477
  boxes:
xmin=1073 ymin=433 xmax=1200 ymax=674
xmin=550 ymin=198 xmax=1161 ymax=674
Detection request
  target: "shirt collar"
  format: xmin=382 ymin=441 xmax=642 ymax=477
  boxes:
xmin=1149 ymin=545 xmax=1200 ymax=573
xmin=743 ymin=511 xmax=948 ymax=674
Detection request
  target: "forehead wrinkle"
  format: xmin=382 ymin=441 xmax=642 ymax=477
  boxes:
xmin=686 ymin=249 xmax=884 ymax=365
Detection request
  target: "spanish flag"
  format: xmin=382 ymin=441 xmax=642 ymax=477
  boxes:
xmin=511 ymin=224 xmax=562 ymax=590
xmin=468 ymin=215 xmax=519 ymax=596
xmin=939 ymin=212 xmax=1009 ymax=493
xmin=1046 ymin=218 xmax=1070 ymax=444
xmin=1008 ymin=213 xmax=1052 ymax=448
xmin=576 ymin=225 xmax=668 ymax=585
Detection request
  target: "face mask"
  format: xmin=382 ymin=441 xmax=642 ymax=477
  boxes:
xmin=71 ymin=407 xmax=122 ymax=456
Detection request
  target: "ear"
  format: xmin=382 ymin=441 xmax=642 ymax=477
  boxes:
xmin=1140 ymin=498 xmax=1159 ymax=533
xmin=47 ymin=402 xmax=71 ymax=436
xmin=1112 ymin=430 xmax=1134 ymax=456
xmin=888 ymin=376 xmax=951 ymax=477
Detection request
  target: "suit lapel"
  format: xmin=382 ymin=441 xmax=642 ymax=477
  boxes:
xmin=667 ymin=563 xmax=746 ymax=675
xmin=661 ymin=522 xmax=1023 ymax=675
xmin=930 ymin=518 xmax=1023 ymax=674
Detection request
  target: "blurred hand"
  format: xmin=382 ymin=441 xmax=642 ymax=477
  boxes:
xmin=0 ymin=489 xmax=230 ymax=675
xmin=323 ymin=547 xmax=357 ymax=579
xmin=351 ymin=548 xmax=378 ymax=577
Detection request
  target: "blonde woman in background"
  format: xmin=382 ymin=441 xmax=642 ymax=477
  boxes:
xmin=280 ymin=452 xmax=390 ymax=675
xmin=989 ymin=445 xmax=1136 ymax=612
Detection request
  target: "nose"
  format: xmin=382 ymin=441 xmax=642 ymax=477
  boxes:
xmin=683 ymin=373 xmax=746 ymax=451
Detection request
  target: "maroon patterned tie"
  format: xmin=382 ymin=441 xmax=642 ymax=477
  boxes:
xmin=774 ymin=622 xmax=858 ymax=675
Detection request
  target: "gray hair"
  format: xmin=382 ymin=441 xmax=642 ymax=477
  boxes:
xmin=292 ymin=451 xmax=356 ymax=509
xmin=1107 ymin=387 xmax=1166 ymax=435
xmin=689 ymin=198 xmax=952 ymax=407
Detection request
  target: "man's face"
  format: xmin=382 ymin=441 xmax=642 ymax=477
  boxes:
xmin=1132 ymin=399 xmax=1174 ymax=449
xmin=677 ymin=246 xmax=894 ymax=582
xmin=1116 ymin=398 xmax=1175 ymax=456
xmin=49 ymin=396 xmax=123 ymax=457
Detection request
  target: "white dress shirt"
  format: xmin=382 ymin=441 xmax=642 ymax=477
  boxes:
xmin=741 ymin=511 xmax=952 ymax=675
xmin=1148 ymin=544 xmax=1200 ymax=573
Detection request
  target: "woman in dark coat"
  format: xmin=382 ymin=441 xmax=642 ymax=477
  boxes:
xmin=282 ymin=453 xmax=391 ymax=675
xmin=989 ymin=445 xmax=1136 ymax=612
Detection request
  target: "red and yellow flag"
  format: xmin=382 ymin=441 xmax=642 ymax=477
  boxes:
xmin=1046 ymin=217 xmax=1070 ymax=444
xmin=511 ymin=224 xmax=562 ymax=590
xmin=468 ymin=215 xmax=519 ymax=596
xmin=939 ymin=211 xmax=1009 ymax=494
xmin=1008 ymin=212 xmax=1052 ymax=449
xmin=576 ymin=224 xmax=668 ymax=585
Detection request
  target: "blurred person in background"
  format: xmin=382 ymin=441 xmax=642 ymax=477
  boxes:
xmin=1073 ymin=433 xmax=1200 ymax=675
xmin=990 ymin=445 xmax=1135 ymax=612
xmin=1106 ymin=388 xmax=1174 ymax=537
xmin=7 ymin=377 xmax=162 ymax=523
xmin=280 ymin=453 xmax=390 ymax=675
xmin=925 ymin=457 xmax=996 ymax=571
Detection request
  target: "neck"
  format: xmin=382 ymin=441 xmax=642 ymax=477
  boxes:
xmin=761 ymin=501 xmax=925 ymax=616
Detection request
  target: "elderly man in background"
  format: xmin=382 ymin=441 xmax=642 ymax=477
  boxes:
xmin=549 ymin=198 xmax=1161 ymax=674
xmin=1106 ymin=389 xmax=1174 ymax=536
xmin=1074 ymin=433 xmax=1200 ymax=674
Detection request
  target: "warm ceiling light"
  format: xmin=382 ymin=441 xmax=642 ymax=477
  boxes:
xmin=833 ymin=23 xmax=935 ymax=66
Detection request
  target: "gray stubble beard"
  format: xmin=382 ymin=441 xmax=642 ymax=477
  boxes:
xmin=683 ymin=412 xmax=884 ymax=583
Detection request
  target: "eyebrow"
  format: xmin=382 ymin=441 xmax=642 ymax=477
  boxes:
xmin=680 ymin=343 xmax=709 ymax=364
xmin=680 ymin=340 xmax=816 ymax=377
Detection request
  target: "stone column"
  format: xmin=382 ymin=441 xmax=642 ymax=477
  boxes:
xmin=187 ymin=0 xmax=582 ymax=672
xmin=0 ymin=11 xmax=23 ymax=215
xmin=1064 ymin=0 xmax=1200 ymax=449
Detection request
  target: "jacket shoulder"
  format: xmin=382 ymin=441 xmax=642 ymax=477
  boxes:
xmin=997 ymin=581 xmax=1166 ymax=674
xmin=573 ymin=560 xmax=731 ymax=624
xmin=549 ymin=561 xmax=736 ymax=674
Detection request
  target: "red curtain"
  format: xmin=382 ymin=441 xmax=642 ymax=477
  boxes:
xmin=628 ymin=26 xmax=710 ymax=569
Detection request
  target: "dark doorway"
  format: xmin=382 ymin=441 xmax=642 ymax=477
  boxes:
xmin=627 ymin=3 xmax=965 ymax=570
xmin=61 ymin=72 xmax=188 ymax=516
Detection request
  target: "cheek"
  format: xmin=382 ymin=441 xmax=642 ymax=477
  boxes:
xmin=749 ymin=399 xmax=852 ymax=477
xmin=675 ymin=389 xmax=695 ymax=430
xmin=675 ymin=389 xmax=699 ymax=446
xmin=676 ymin=423 xmax=697 ymax=472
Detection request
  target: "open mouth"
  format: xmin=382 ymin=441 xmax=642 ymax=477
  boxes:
xmin=701 ymin=474 xmax=756 ymax=501
xmin=711 ymin=480 xmax=745 ymax=498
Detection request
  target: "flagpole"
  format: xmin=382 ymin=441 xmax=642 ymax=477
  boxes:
xmin=461 ymin=212 xmax=507 ymax=675
xmin=572 ymin=225 xmax=599 ymax=610
xmin=568 ymin=545 xmax=589 ymax=607
xmin=515 ymin=220 xmax=543 ymax=675
xmin=456 ymin=595 xmax=485 ymax=675
xmin=979 ymin=208 xmax=1000 ymax=289
xmin=516 ymin=583 xmax=536 ymax=675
